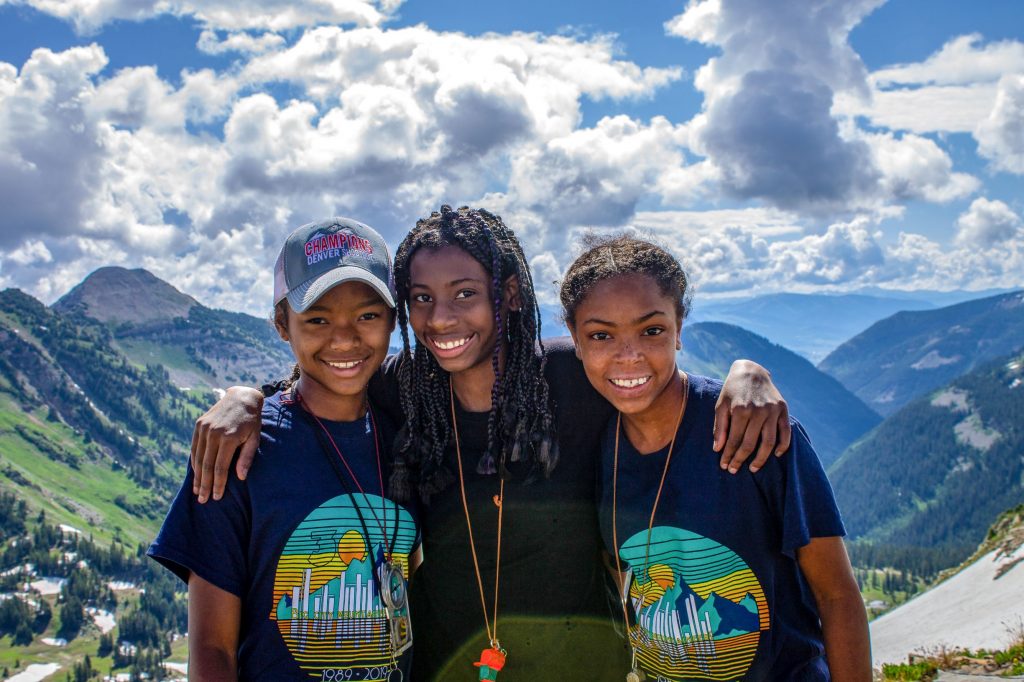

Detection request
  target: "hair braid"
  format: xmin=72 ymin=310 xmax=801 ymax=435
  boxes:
xmin=389 ymin=205 xmax=557 ymax=502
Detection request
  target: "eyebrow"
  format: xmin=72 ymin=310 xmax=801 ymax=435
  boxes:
xmin=409 ymin=277 xmax=486 ymax=289
xmin=305 ymin=296 xmax=385 ymax=311
xmin=580 ymin=310 xmax=668 ymax=326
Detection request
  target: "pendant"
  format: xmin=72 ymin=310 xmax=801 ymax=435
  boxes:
xmin=474 ymin=647 xmax=506 ymax=680
xmin=387 ymin=668 xmax=403 ymax=682
xmin=380 ymin=562 xmax=412 ymax=656
xmin=626 ymin=668 xmax=646 ymax=682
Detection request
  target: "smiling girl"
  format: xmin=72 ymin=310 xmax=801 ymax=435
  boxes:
xmin=188 ymin=206 xmax=793 ymax=680
xmin=562 ymin=235 xmax=870 ymax=681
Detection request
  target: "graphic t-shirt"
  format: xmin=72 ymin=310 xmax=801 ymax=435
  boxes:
xmin=599 ymin=374 xmax=845 ymax=681
xmin=372 ymin=338 xmax=631 ymax=680
xmin=149 ymin=393 xmax=420 ymax=681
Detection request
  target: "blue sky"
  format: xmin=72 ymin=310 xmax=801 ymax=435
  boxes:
xmin=0 ymin=0 xmax=1021 ymax=314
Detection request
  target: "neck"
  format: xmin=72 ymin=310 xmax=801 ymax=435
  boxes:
xmin=294 ymin=377 xmax=367 ymax=422
xmin=621 ymin=369 xmax=686 ymax=455
xmin=450 ymin=341 xmax=507 ymax=413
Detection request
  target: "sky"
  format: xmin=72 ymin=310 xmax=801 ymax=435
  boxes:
xmin=0 ymin=0 xmax=1022 ymax=315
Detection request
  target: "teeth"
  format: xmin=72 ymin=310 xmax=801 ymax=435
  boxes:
xmin=434 ymin=337 xmax=470 ymax=350
xmin=327 ymin=360 xmax=361 ymax=369
xmin=611 ymin=377 xmax=650 ymax=388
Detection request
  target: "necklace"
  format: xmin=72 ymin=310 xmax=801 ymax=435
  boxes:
xmin=611 ymin=372 xmax=689 ymax=682
xmin=449 ymin=382 xmax=508 ymax=681
xmin=293 ymin=389 xmax=411 ymax=677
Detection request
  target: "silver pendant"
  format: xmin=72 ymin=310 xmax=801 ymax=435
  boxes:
xmin=380 ymin=562 xmax=412 ymax=656
xmin=626 ymin=669 xmax=645 ymax=682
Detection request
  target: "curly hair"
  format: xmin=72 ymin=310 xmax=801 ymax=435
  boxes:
xmin=559 ymin=234 xmax=692 ymax=328
xmin=390 ymin=205 xmax=557 ymax=502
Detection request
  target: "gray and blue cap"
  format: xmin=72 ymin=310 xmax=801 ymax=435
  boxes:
xmin=273 ymin=217 xmax=396 ymax=312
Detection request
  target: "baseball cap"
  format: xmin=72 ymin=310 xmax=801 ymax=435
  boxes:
xmin=273 ymin=217 xmax=396 ymax=312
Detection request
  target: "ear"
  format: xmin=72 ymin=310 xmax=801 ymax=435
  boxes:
xmin=502 ymin=274 xmax=522 ymax=312
xmin=675 ymin=317 xmax=683 ymax=351
xmin=567 ymin=323 xmax=582 ymax=359
xmin=274 ymin=307 xmax=290 ymax=343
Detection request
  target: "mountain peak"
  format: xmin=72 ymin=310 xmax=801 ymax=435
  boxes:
xmin=54 ymin=266 xmax=198 ymax=325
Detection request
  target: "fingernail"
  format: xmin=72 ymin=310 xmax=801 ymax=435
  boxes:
xmin=750 ymin=466 xmax=760 ymax=473
xmin=728 ymin=466 xmax=738 ymax=474
xmin=720 ymin=461 xmax=728 ymax=470
xmin=198 ymin=495 xmax=207 ymax=503
xmin=213 ymin=493 xmax=221 ymax=501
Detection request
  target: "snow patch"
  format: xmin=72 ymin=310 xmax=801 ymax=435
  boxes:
xmin=87 ymin=606 xmax=116 ymax=634
xmin=40 ymin=636 xmax=67 ymax=646
xmin=874 ymin=388 xmax=897 ymax=404
xmin=107 ymin=580 xmax=136 ymax=591
xmin=58 ymin=524 xmax=82 ymax=535
xmin=912 ymin=350 xmax=961 ymax=370
xmin=29 ymin=577 xmax=65 ymax=595
xmin=871 ymin=545 xmax=1024 ymax=666
xmin=4 ymin=663 xmax=61 ymax=682
xmin=954 ymin=414 xmax=1001 ymax=451
xmin=931 ymin=388 xmax=970 ymax=412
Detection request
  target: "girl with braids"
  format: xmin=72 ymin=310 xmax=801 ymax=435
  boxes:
xmin=562 ymin=235 xmax=870 ymax=682
xmin=189 ymin=206 xmax=793 ymax=680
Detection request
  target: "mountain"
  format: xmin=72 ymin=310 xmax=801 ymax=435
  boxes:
xmin=819 ymin=290 xmax=1024 ymax=416
xmin=688 ymin=293 xmax=936 ymax=363
xmin=869 ymin=505 xmax=1024 ymax=666
xmin=680 ymin=322 xmax=881 ymax=468
xmin=55 ymin=266 xmax=292 ymax=390
xmin=829 ymin=350 xmax=1024 ymax=570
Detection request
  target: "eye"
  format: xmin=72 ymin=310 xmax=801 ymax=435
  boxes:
xmin=359 ymin=311 xmax=381 ymax=321
xmin=305 ymin=316 xmax=328 ymax=325
xmin=588 ymin=331 xmax=610 ymax=341
xmin=412 ymin=293 xmax=432 ymax=303
xmin=454 ymin=289 xmax=476 ymax=300
xmin=642 ymin=326 xmax=665 ymax=336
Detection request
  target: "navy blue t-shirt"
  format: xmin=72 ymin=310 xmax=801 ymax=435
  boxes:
xmin=149 ymin=392 xmax=420 ymax=681
xmin=599 ymin=374 xmax=845 ymax=681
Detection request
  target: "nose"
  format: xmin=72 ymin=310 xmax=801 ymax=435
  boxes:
xmin=329 ymin=322 xmax=359 ymax=350
xmin=426 ymin=299 xmax=457 ymax=332
xmin=613 ymin=338 xmax=641 ymax=363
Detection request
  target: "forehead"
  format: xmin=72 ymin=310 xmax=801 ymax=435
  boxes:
xmin=309 ymin=280 xmax=387 ymax=309
xmin=576 ymin=274 xmax=676 ymax=319
xmin=409 ymin=245 xmax=489 ymax=285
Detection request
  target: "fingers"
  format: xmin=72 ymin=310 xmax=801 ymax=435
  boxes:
xmin=713 ymin=398 xmax=729 ymax=453
xmin=192 ymin=421 xmax=208 ymax=499
xmin=776 ymin=404 xmax=792 ymax=456
xmin=719 ymin=406 xmax=752 ymax=473
xmin=210 ymin=437 xmax=238 ymax=502
xmin=749 ymin=415 xmax=778 ymax=473
xmin=236 ymin=437 xmax=258 ymax=481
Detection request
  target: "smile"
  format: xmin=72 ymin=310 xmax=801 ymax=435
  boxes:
xmin=325 ymin=359 xmax=364 ymax=370
xmin=432 ymin=336 xmax=472 ymax=350
xmin=610 ymin=376 xmax=651 ymax=388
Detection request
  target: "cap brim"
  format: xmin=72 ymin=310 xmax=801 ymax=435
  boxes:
xmin=287 ymin=266 xmax=396 ymax=312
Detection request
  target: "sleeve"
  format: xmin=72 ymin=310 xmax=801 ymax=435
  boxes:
xmin=146 ymin=464 xmax=252 ymax=597
xmin=771 ymin=420 xmax=846 ymax=557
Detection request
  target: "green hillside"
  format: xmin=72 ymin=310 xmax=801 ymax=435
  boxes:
xmin=820 ymin=290 xmax=1024 ymax=416
xmin=680 ymin=321 xmax=881 ymax=467
xmin=830 ymin=350 xmax=1024 ymax=573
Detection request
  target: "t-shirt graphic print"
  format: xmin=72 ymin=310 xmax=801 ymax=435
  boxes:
xmin=620 ymin=526 xmax=767 ymax=681
xmin=272 ymin=492 xmax=416 ymax=681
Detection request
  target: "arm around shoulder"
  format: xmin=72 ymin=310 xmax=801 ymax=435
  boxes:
xmin=187 ymin=572 xmax=242 ymax=680
xmin=796 ymin=536 xmax=872 ymax=682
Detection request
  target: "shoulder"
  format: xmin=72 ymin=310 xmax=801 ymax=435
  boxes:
xmin=541 ymin=336 xmax=583 ymax=379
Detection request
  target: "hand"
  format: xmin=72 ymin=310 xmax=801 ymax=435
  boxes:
xmin=190 ymin=386 xmax=264 ymax=503
xmin=714 ymin=359 xmax=791 ymax=474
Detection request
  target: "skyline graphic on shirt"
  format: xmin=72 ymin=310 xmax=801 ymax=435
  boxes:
xmin=270 ymin=492 xmax=417 ymax=680
xmin=619 ymin=526 xmax=768 ymax=681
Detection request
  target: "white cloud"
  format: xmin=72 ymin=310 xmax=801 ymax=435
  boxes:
xmin=955 ymin=198 xmax=1022 ymax=248
xmin=5 ymin=240 xmax=53 ymax=266
xmin=197 ymin=30 xmax=286 ymax=55
xmin=835 ymin=83 xmax=997 ymax=134
xmin=3 ymin=0 xmax=398 ymax=33
xmin=976 ymin=74 xmax=1024 ymax=174
xmin=872 ymin=34 xmax=1024 ymax=86
xmin=865 ymin=131 xmax=979 ymax=203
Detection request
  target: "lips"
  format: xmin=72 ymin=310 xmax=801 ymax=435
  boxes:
xmin=322 ymin=357 xmax=368 ymax=375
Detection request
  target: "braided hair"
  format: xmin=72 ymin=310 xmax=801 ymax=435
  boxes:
xmin=390 ymin=205 xmax=557 ymax=502
xmin=560 ymin=234 xmax=692 ymax=327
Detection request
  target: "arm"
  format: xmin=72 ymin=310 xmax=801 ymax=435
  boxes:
xmin=796 ymin=537 xmax=872 ymax=682
xmin=191 ymin=386 xmax=264 ymax=503
xmin=715 ymin=359 xmax=791 ymax=473
xmin=187 ymin=572 xmax=241 ymax=680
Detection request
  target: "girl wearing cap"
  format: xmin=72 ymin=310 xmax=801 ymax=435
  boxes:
xmin=149 ymin=218 xmax=419 ymax=681
xmin=187 ymin=206 xmax=792 ymax=680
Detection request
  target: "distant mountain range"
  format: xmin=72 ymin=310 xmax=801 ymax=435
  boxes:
xmin=56 ymin=266 xmax=292 ymax=390
xmin=829 ymin=349 xmax=1024 ymax=567
xmin=680 ymin=322 xmax=880 ymax=468
xmin=820 ymin=291 xmax=1024 ymax=416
